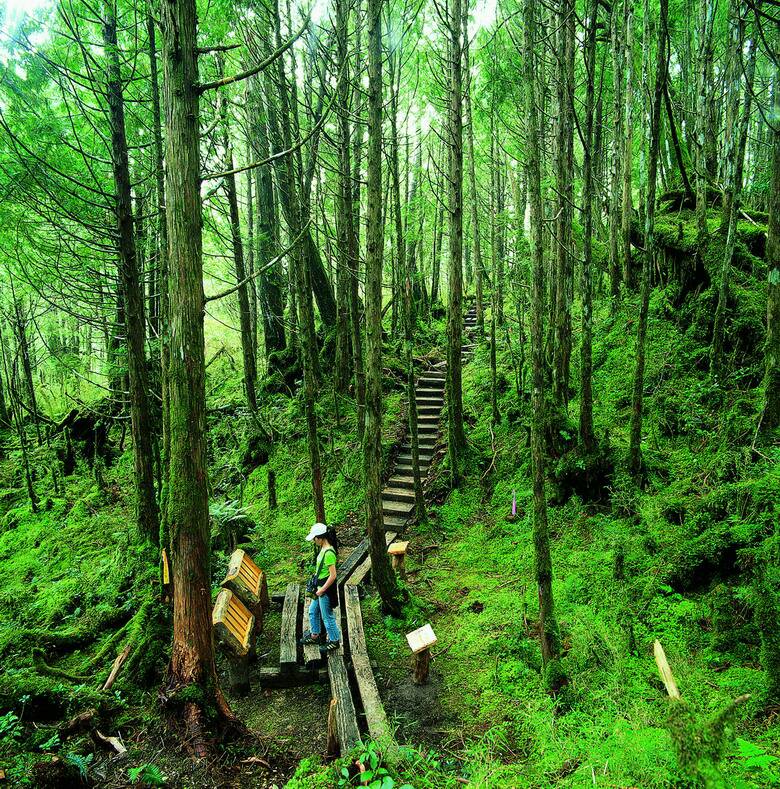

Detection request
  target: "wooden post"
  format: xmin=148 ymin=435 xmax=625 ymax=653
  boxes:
xmin=406 ymin=623 xmax=437 ymax=686
xmin=388 ymin=541 xmax=409 ymax=579
xmin=326 ymin=698 xmax=339 ymax=758
xmin=413 ymin=648 xmax=431 ymax=685
xmin=227 ymin=653 xmax=251 ymax=696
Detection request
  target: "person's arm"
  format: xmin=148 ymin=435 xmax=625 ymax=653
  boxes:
xmin=317 ymin=563 xmax=337 ymax=595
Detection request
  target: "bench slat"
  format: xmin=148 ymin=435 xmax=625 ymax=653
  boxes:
xmin=212 ymin=589 xmax=254 ymax=657
xmin=345 ymin=532 xmax=398 ymax=588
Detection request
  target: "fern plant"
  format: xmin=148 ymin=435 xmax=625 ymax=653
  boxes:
xmin=128 ymin=763 xmax=167 ymax=787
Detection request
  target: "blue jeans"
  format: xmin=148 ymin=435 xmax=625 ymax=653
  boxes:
xmin=309 ymin=589 xmax=340 ymax=643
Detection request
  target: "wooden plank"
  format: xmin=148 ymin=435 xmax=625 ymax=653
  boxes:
xmin=327 ymin=652 xmax=361 ymax=753
xmin=353 ymin=653 xmax=392 ymax=744
xmin=300 ymin=594 xmax=321 ymax=668
xmin=279 ymin=582 xmax=299 ymax=672
xmin=257 ymin=666 xmax=326 ymax=688
xmin=344 ymin=585 xmax=367 ymax=655
xmin=654 ymin=639 xmax=681 ymax=699
xmin=345 ymin=532 xmax=397 ymax=588
xmin=406 ymin=623 xmax=436 ymax=654
xmin=338 ymin=536 xmax=370 ymax=585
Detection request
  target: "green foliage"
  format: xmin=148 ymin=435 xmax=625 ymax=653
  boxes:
xmin=128 ymin=763 xmax=167 ymax=786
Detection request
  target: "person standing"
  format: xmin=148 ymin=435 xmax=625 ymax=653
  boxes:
xmin=301 ymin=523 xmax=341 ymax=651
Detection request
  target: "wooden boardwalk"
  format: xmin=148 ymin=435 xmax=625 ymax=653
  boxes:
xmin=269 ymin=308 xmax=478 ymax=756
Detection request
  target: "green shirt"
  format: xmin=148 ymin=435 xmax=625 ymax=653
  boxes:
xmin=316 ymin=547 xmax=336 ymax=581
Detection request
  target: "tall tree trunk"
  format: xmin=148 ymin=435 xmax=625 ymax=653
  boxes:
xmin=221 ymin=110 xmax=258 ymax=412
xmin=710 ymin=6 xmax=756 ymax=375
xmin=522 ymin=0 xmax=560 ymax=666
xmin=553 ymin=0 xmax=574 ymax=406
xmin=446 ymin=0 xmax=466 ymax=485
xmin=11 ymin=298 xmax=42 ymax=446
xmin=464 ymin=19 xmax=483 ymax=335
xmin=364 ymin=0 xmax=403 ymax=615
xmin=159 ymin=0 xmax=228 ymax=733
xmin=104 ymin=2 xmax=159 ymax=544
xmin=147 ymin=6 xmax=170 ymax=549
xmin=762 ymin=49 xmax=780 ymax=431
xmin=621 ymin=0 xmax=635 ymax=289
xmin=250 ymin=77 xmax=286 ymax=361
xmin=579 ymin=0 xmax=598 ymax=453
xmin=334 ymin=0 xmax=354 ymax=397
xmin=629 ymin=0 xmax=668 ymax=478
xmin=609 ymin=0 xmax=625 ymax=298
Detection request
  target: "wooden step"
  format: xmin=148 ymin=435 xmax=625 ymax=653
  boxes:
xmin=279 ymin=583 xmax=299 ymax=673
xmin=383 ymin=486 xmax=415 ymax=503
xmin=416 ymin=388 xmax=444 ymax=399
xmin=383 ymin=514 xmax=408 ymax=529
xmin=397 ymin=452 xmax=433 ymax=464
xmin=383 ymin=499 xmax=414 ymax=517
xmin=394 ymin=464 xmax=428 ymax=478
xmin=388 ymin=474 xmax=415 ymax=489
xmin=417 ymin=376 xmax=445 ymax=387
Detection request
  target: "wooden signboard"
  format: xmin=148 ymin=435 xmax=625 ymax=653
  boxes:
xmin=212 ymin=589 xmax=255 ymax=657
xmin=406 ymin=623 xmax=437 ymax=654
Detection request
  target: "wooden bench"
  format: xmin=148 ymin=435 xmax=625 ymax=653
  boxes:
xmin=406 ymin=623 xmax=437 ymax=685
xmin=221 ymin=549 xmax=269 ymax=631
xmin=212 ymin=589 xmax=256 ymax=695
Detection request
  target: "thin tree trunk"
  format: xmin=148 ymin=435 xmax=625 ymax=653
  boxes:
xmin=579 ymin=0 xmax=598 ymax=453
xmin=762 ymin=50 xmax=780 ymax=431
xmin=621 ymin=0 xmax=635 ymax=289
xmin=522 ymin=0 xmax=560 ymax=666
xmin=629 ymin=0 xmax=668 ymax=478
xmin=221 ymin=109 xmax=258 ymax=412
xmin=609 ymin=0 xmax=625 ymax=298
xmin=104 ymin=2 xmax=159 ymax=544
xmin=710 ymin=8 xmax=756 ymax=375
xmin=365 ymin=0 xmax=403 ymax=615
xmin=446 ymin=0 xmax=466 ymax=485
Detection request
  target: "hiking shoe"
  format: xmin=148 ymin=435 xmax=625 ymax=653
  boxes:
xmin=325 ymin=641 xmax=340 ymax=652
xmin=300 ymin=633 xmax=322 ymax=646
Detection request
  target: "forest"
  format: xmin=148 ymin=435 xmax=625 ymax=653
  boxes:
xmin=0 ymin=0 xmax=778 ymax=784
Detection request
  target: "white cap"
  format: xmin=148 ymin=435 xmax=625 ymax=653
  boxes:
xmin=305 ymin=522 xmax=328 ymax=541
